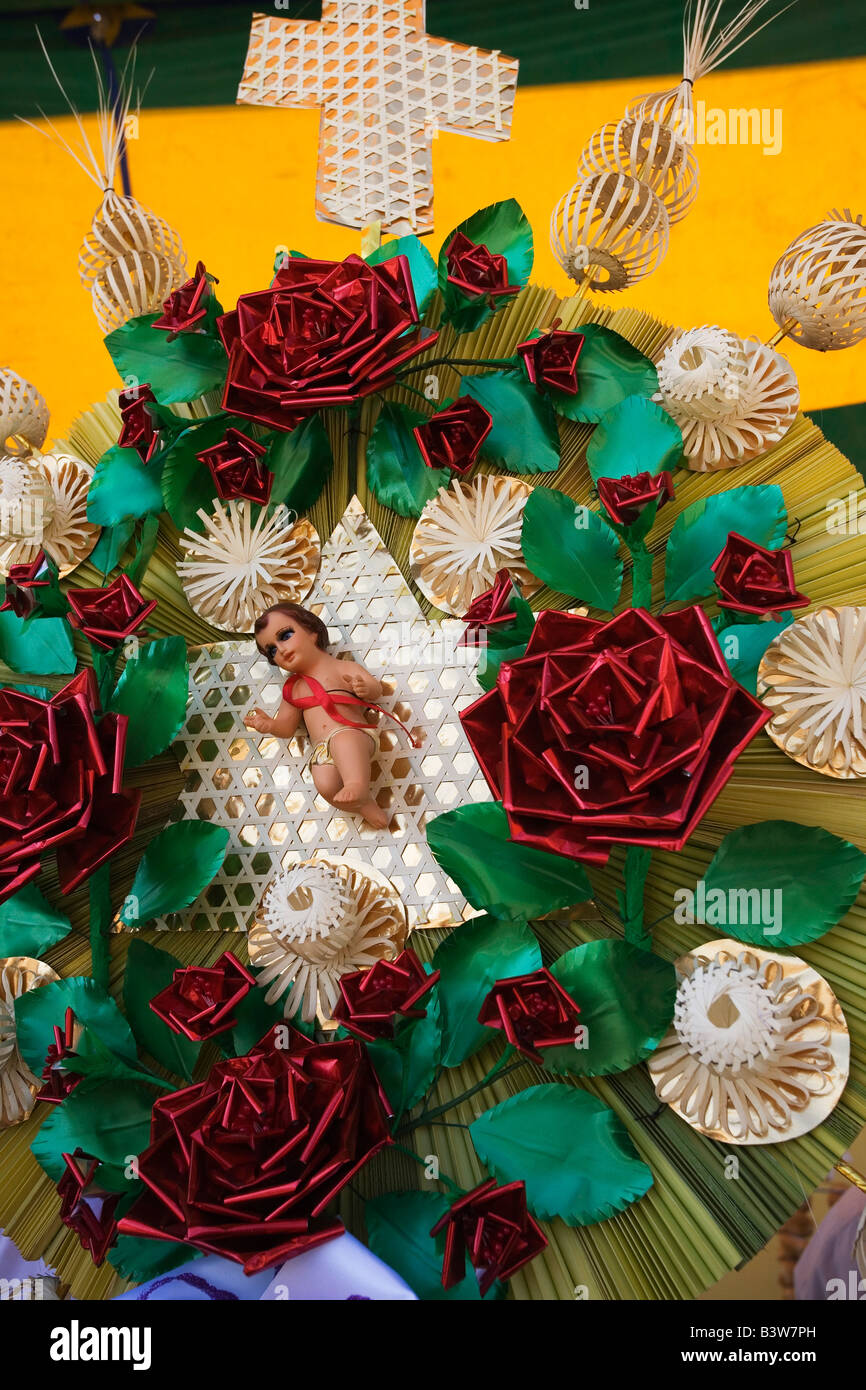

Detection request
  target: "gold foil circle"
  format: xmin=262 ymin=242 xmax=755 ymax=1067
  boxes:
xmin=409 ymin=474 xmax=542 ymax=616
xmin=0 ymin=956 xmax=61 ymax=1128
xmin=647 ymin=938 xmax=850 ymax=1145
xmin=757 ymin=606 xmax=866 ymax=779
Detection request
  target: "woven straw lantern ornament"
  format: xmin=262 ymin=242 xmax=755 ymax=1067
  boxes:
xmin=768 ymin=210 xmax=866 ymax=351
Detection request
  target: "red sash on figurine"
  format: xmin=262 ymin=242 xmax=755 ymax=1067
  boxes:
xmin=282 ymin=673 xmax=421 ymax=747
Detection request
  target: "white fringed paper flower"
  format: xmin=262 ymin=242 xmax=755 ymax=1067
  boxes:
xmin=178 ymin=501 xmax=320 ymax=633
xmin=0 ymin=451 xmax=99 ymax=574
xmin=0 ymin=957 xmax=60 ymax=1128
xmin=409 ymin=474 xmax=540 ymax=616
xmin=648 ymin=942 xmax=849 ymax=1144
xmin=248 ymin=857 xmax=408 ymax=1022
xmin=758 ymin=606 xmax=866 ymax=779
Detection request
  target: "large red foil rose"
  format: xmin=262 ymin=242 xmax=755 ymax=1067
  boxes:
xmin=217 ymin=253 xmax=438 ymax=430
xmin=431 ymin=1178 xmax=547 ymax=1296
xmin=461 ymin=606 xmax=770 ymax=864
xmin=597 ymin=471 xmax=674 ymax=529
xmin=197 ymin=428 xmax=273 ymax=505
xmin=152 ymin=260 xmax=215 ymax=336
xmin=517 ymin=328 xmax=585 ymax=395
xmin=149 ymin=950 xmax=256 ymax=1042
xmin=66 ymin=574 xmax=157 ymax=651
xmin=0 ymin=670 xmax=140 ymax=901
xmin=444 ymin=232 xmax=520 ymax=303
xmin=478 ymin=968 xmax=580 ymax=1062
xmin=413 ymin=397 xmax=493 ymax=475
xmin=117 ymin=1028 xmax=392 ymax=1273
xmin=332 ymin=949 xmax=439 ymax=1042
xmin=711 ymin=532 xmax=809 ymax=616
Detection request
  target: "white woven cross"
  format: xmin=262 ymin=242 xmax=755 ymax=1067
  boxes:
xmin=236 ymin=1 xmax=518 ymax=233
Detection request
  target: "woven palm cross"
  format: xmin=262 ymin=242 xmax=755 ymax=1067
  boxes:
xmin=236 ymin=1 xmax=518 ymax=234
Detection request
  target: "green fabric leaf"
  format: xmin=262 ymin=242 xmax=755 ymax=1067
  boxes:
xmin=460 ymin=369 xmax=560 ymax=473
xmin=107 ymin=635 xmax=189 ymax=767
xmin=14 ymin=975 xmax=138 ymax=1074
xmin=160 ymin=416 xmax=249 ymax=531
xmin=122 ymin=938 xmax=200 ymax=1082
xmin=88 ymin=518 xmax=137 ymax=574
xmin=0 ymin=610 xmax=75 ymax=675
xmin=664 ymin=484 xmax=788 ymax=602
xmin=427 ymin=801 xmax=592 ymax=918
xmin=264 ymin=413 xmax=333 ymax=514
xmin=700 ymin=820 xmax=866 ymax=946
xmin=224 ymin=981 xmax=286 ymax=1056
xmin=546 ymin=323 xmax=658 ymax=423
xmin=31 ymin=1078 xmax=154 ymax=1186
xmin=8 ymin=684 xmax=53 ymax=699
xmin=432 ymin=914 xmax=541 ymax=1067
xmin=118 ymin=821 xmax=230 ymax=927
xmin=108 ymin=1234 xmax=201 ymax=1282
xmin=543 ymin=939 xmax=676 ymax=1077
xmin=105 ymin=313 xmax=228 ymax=404
xmin=366 ymin=235 xmax=438 ymax=314
xmin=365 ymin=1191 xmax=488 ymax=1300
xmin=715 ymin=615 xmax=794 ymax=695
xmin=87 ymin=445 xmax=164 ymax=526
xmin=0 ymin=882 xmax=71 ymax=957
xmin=438 ymin=198 xmax=533 ymax=334
xmin=470 ymin=1084 xmax=652 ymax=1224
xmin=587 ymin=394 xmax=683 ymax=483
xmin=617 ymin=845 xmax=654 ymax=947
xmin=366 ymin=400 xmax=449 ymax=517
xmin=365 ymin=990 xmax=442 ymax=1115
xmin=521 ymin=488 xmax=622 ymax=610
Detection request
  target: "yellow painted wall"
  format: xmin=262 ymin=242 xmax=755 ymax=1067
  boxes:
xmin=1 ymin=56 xmax=865 ymax=438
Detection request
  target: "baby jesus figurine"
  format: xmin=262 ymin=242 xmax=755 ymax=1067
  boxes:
xmin=245 ymin=602 xmax=392 ymax=829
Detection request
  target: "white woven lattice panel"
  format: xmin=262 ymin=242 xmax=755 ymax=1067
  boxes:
xmin=162 ymin=498 xmax=491 ymax=931
xmin=236 ymin=3 xmax=518 ymax=233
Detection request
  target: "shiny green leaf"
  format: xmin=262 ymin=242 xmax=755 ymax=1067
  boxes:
xmin=225 ymin=981 xmax=287 ymax=1057
xmin=438 ymin=199 xmax=533 ymax=334
xmin=366 ymin=235 xmax=438 ymax=314
xmin=105 ymin=314 xmax=228 ymax=404
xmin=0 ymin=610 xmax=75 ymax=675
xmin=87 ymin=445 xmax=164 ymax=525
xmin=89 ymin=518 xmax=136 ymax=573
xmin=701 ymin=820 xmax=866 ymax=946
xmin=587 ymin=394 xmax=683 ymax=483
xmin=475 ymin=590 xmax=535 ymax=690
xmin=15 ymin=975 xmax=138 ymax=1075
xmin=264 ymin=413 xmax=333 ymax=514
xmin=122 ymin=938 xmax=200 ymax=1082
xmin=522 ymin=488 xmax=622 ymax=610
xmin=107 ymin=635 xmax=188 ymax=766
xmin=546 ymin=323 xmax=658 ymax=423
xmin=31 ymin=1078 xmax=153 ymax=1186
xmin=108 ymin=1235 xmax=201 ymax=1282
xmin=460 ymin=369 xmax=560 ymax=473
xmin=470 ymin=1084 xmax=652 ymax=1224
xmin=617 ymin=845 xmax=654 ymax=946
xmin=366 ymin=1191 xmax=492 ymax=1300
xmin=715 ymin=615 xmax=794 ymax=695
xmin=432 ymin=914 xmax=541 ymax=1067
xmin=365 ymin=989 xmax=442 ymax=1114
xmin=366 ymin=400 xmax=449 ymax=517
xmin=427 ymin=801 xmax=591 ymax=919
xmin=664 ymin=484 xmax=787 ymax=602
xmin=0 ymin=882 xmax=71 ymax=958
xmin=118 ymin=821 xmax=230 ymax=927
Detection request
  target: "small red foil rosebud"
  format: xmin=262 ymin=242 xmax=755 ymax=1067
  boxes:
xmin=58 ymin=1150 xmax=121 ymax=1266
xmin=197 ymin=427 xmax=273 ymax=505
xmin=431 ymin=1178 xmax=548 ymax=1297
xmin=444 ymin=231 xmax=520 ymax=303
xmin=458 ymin=569 xmax=520 ymax=649
xmin=413 ymin=397 xmax=493 ymax=475
xmin=597 ymin=471 xmax=675 ymax=528
xmin=478 ymin=968 xmax=580 ymax=1062
xmin=118 ymin=383 xmax=159 ymax=463
xmin=0 ymin=550 xmax=54 ymax=619
xmin=149 ymin=951 xmax=256 ymax=1042
xmin=517 ymin=328 xmax=585 ymax=395
xmin=36 ymin=1006 xmax=81 ymax=1105
xmin=711 ymin=533 xmax=810 ymax=616
xmin=332 ymin=949 xmax=439 ymax=1042
xmin=66 ymin=573 xmax=157 ymax=651
xmin=152 ymin=261 xmax=214 ymax=335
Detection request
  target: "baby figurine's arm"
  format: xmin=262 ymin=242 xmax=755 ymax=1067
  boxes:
xmin=336 ymin=659 xmax=384 ymax=702
xmin=244 ymin=699 xmax=302 ymax=738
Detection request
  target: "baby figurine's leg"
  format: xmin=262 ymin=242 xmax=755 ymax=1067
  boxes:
xmin=328 ymin=729 xmax=389 ymax=829
xmin=310 ymin=762 xmax=342 ymax=806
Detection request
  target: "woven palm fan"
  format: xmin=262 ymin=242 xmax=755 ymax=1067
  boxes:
xmin=2 ymin=251 xmax=864 ymax=1301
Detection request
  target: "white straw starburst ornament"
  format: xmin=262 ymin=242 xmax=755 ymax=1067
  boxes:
xmin=648 ymin=940 xmax=849 ymax=1144
xmin=768 ymin=210 xmax=866 ymax=351
xmin=0 ymin=957 xmax=60 ymax=1128
xmin=757 ymin=606 xmax=866 ymax=779
xmin=410 ymin=474 xmax=540 ymax=616
xmin=178 ymin=501 xmax=320 ymax=634
xmin=248 ymin=856 xmax=408 ymax=1022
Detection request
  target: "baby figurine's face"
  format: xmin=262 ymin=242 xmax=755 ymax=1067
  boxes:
xmin=257 ymin=611 xmax=321 ymax=673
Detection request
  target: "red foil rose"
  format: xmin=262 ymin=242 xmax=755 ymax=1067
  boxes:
xmin=461 ymin=606 xmax=770 ymax=864
xmin=444 ymin=232 xmax=520 ymax=304
xmin=431 ymin=1178 xmax=547 ymax=1296
xmin=517 ymin=328 xmax=585 ymax=395
xmin=458 ymin=569 xmax=522 ymax=648
xmin=58 ymin=1150 xmax=121 ymax=1266
xmin=217 ymin=253 xmax=438 ymax=430
xmin=711 ymin=533 xmax=809 ymax=615
xmin=413 ymin=397 xmax=493 ymax=475
xmin=332 ymin=949 xmax=439 ymax=1042
xmin=117 ymin=1028 xmax=392 ymax=1272
xmin=152 ymin=260 xmax=215 ymax=336
xmin=118 ymin=384 xmax=159 ymax=463
xmin=477 ymin=968 xmax=580 ymax=1062
xmin=149 ymin=950 xmax=256 ymax=1042
xmin=0 ymin=669 xmax=140 ymax=901
xmin=0 ymin=550 xmax=54 ymax=619
xmin=197 ymin=428 xmax=273 ymax=505
xmin=36 ymin=1006 xmax=81 ymax=1105
xmin=66 ymin=574 xmax=156 ymax=651
xmin=597 ymin=471 xmax=675 ymax=528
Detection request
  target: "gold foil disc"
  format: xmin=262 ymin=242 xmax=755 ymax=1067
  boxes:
xmin=0 ymin=956 xmax=61 ymax=1127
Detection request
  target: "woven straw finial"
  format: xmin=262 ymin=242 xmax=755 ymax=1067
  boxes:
xmin=768 ymin=210 xmax=866 ymax=351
